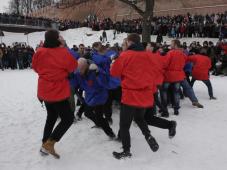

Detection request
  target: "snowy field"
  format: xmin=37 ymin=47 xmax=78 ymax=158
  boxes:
xmin=1 ymin=27 xmax=220 ymax=49
xmin=0 ymin=70 xmax=227 ymax=170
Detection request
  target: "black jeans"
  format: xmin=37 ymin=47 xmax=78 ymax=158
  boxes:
xmin=85 ymin=105 xmax=114 ymax=137
xmin=104 ymin=87 xmax=122 ymax=119
xmin=145 ymin=108 xmax=171 ymax=129
xmin=190 ymin=79 xmax=214 ymax=98
xmin=120 ymin=104 xmax=151 ymax=152
xmin=43 ymin=99 xmax=74 ymax=143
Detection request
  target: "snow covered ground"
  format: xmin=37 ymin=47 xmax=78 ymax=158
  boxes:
xmin=0 ymin=70 xmax=227 ymax=170
xmin=2 ymin=27 xmax=220 ymax=48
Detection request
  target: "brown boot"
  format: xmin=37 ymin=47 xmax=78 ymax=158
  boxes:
xmin=42 ymin=139 xmax=60 ymax=159
xmin=192 ymin=102 xmax=204 ymax=108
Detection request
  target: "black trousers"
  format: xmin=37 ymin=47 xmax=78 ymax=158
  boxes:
xmin=43 ymin=99 xmax=74 ymax=143
xmin=145 ymin=108 xmax=171 ymax=129
xmin=85 ymin=105 xmax=114 ymax=137
xmin=104 ymin=87 xmax=122 ymax=119
xmin=120 ymin=104 xmax=151 ymax=152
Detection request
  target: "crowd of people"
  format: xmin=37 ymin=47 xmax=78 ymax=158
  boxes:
xmin=30 ymin=29 xmax=227 ymax=160
xmin=1 ymin=12 xmax=227 ymax=38
xmin=0 ymin=43 xmax=34 ymax=70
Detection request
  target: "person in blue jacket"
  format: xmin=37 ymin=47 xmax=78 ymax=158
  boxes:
xmin=74 ymin=58 xmax=116 ymax=138
xmin=103 ymin=48 xmax=122 ymax=124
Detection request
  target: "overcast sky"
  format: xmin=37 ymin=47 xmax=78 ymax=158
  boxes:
xmin=0 ymin=0 xmax=10 ymax=13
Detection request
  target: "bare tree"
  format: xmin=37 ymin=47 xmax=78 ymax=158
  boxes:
xmin=8 ymin=0 xmax=21 ymax=14
xmin=118 ymin=0 xmax=155 ymax=42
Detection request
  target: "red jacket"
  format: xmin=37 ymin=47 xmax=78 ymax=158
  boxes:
xmin=221 ymin=44 xmax=227 ymax=55
xmin=32 ymin=47 xmax=78 ymax=102
xmin=187 ymin=54 xmax=211 ymax=80
xmin=111 ymin=48 xmax=161 ymax=108
xmin=164 ymin=49 xmax=186 ymax=83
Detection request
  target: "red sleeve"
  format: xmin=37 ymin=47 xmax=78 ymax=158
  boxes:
xmin=186 ymin=56 xmax=196 ymax=64
xmin=110 ymin=52 xmax=126 ymax=78
xmin=32 ymin=51 xmax=39 ymax=73
xmin=66 ymin=51 xmax=78 ymax=73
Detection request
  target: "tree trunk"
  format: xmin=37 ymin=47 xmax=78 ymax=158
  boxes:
xmin=142 ymin=17 xmax=151 ymax=42
xmin=141 ymin=0 xmax=155 ymax=42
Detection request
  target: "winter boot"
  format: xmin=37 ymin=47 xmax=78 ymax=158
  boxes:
xmin=192 ymin=102 xmax=204 ymax=108
xmin=174 ymin=110 xmax=179 ymax=116
xmin=161 ymin=111 xmax=169 ymax=118
xmin=146 ymin=136 xmax=159 ymax=152
xmin=41 ymin=139 xmax=60 ymax=159
xmin=210 ymin=96 xmax=217 ymax=100
xmin=169 ymin=121 xmax=177 ymax=139
xmin=113 ymin=151 xmax=132 ymax=159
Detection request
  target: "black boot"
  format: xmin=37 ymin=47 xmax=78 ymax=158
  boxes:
xmin=161 ymin=111 xmax=169 ymax=118
xmin=169 ymin=121 xmax=177 ymax=139
xmin=210 ymin=96 xmax=217 ymax=100
xmin=174 ymin=110 xmax=179 ymax=116
xmin=146 ymin=136 xmax=159 ymax=152
xmin=113 ymin=151 xmax=132 ymax=159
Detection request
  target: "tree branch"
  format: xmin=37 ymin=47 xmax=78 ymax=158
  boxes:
xmin=118 ymin=0 xmax=145 ymax=16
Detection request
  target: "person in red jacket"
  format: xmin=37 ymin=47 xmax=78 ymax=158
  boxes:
xmin=188 ymin=49 xmax=217 ymax=100
xmin=32 ymin=29 xmax=78 ymax=159
xmin=110 ymin=34 xmax=159 ymax=159
xmin=161 ymin=40 xmax=187 ymax=117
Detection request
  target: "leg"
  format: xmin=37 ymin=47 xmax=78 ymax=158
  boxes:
xmin=181 ymin=79 xmax=198 ymax=103
xmin=154 ymin=92 xmax=164 ymax=113
xmin=42 ymin=102 xmax=59 ymax=143
xmin=120 ymin=104 xmax=134 ymax=152
xmin=144 ymin=108 xmax=171 ymax=129
xmin=76 ymin=104 xmax=85 ymax=118
xmin=68 ymin=87 xmax=76 ymax=114
xmin=50 ymin=100 xmax=74 ymax=142
xmin=202 ymin=80 xmax=214 ymax=98
xmin=84 ymin=105 xmax=100 ymax=126
xmin=94 ymin=105 xmax=114 ymax=137
xmin=172 ymin=82 xmax=181 ymax=112
xmin=104 ymin=90 xmax=113 ymax=121
xmin=190 ymin=78 xmax=196 ymax=87
xmin=133 ymin=108 xmax=151 ymax=139
xmin=161 ymin=82 xmax=170 ymax=115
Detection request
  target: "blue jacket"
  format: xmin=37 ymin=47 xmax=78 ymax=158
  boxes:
xmin=183 ymin=49 xmax=193 ymax=73
xmin=68 ymin=48 xmax=80 ymax=88
xmin=92 ymin=51 xmax=111 ymax=72
xmin=106 ymin=50 xmax=121 ymax=89
xmin=74 ymin=69 xmax=109 ymax=106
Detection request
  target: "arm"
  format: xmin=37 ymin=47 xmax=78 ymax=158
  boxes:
xmin=110 ymin=53 xmax=126 ymax=78
xmin=66 ymin=51 xmax=78 ymax=73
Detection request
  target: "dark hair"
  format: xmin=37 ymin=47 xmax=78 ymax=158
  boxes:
xmin=142 ymin=42 xmax=147 ymax=49
xmin=92 ymin=42 xmax=102 ymax=49
xmin=127 ymin=33 xmax=141 ymax=44
xmin=200 ymin=48 xmax=208 ymax=55
xmin=43 ymin=29 xmax=61 ymax=48
xmin=172 ymin=39 xmax=181 ymax=48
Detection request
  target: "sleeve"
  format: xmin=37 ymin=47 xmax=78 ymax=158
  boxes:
xmin=32 ymin=51 xmax=39 ymax=73
xmin=110 ymin=53 xmax=126 ymax=78
xmin=66 ymin=50 xmax=78 ymax=73
xmin=96 ymin=68 xmax=111 ymax=89
xmin=186 ymin=56 xmax=196 ymax=64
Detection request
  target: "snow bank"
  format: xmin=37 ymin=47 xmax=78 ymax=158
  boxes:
xmin=2 ymin=28 xmax=219 ymax=49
